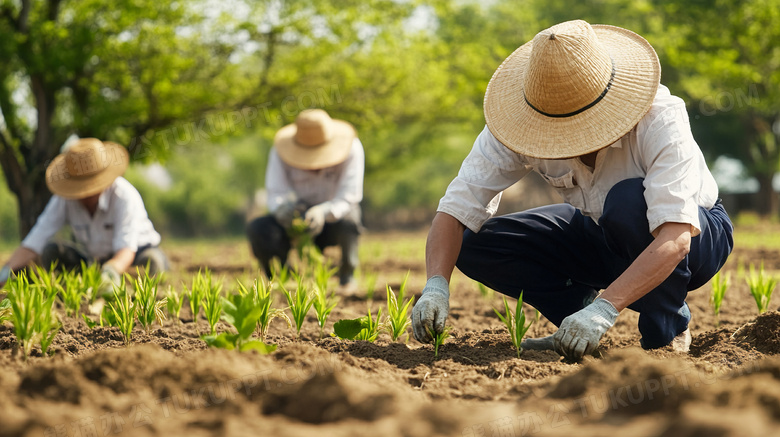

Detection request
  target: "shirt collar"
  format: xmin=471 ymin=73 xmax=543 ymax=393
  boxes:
xmin=97 ymin=187 xmax=111 ymax=212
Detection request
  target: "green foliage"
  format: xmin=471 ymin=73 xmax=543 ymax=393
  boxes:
xmin=334 ymin=307 xmax=383 ymax=342
xmin=108 ymin=279 xmax=136 ymax=345
xmin=362 ymin=270 xmax=378 ymax=301
xmin=59 ymin=269 xmax=86 ymax=318
xmin=201 ymin=273 xmax=225 ymax=335
xmin=710 ymin=270 xmax=729 ymax=326
xmin=79 ymin=261 xmax=104 ymax=303
xmin=312 ymin=261 xmax=339 ymax=339
xmin=29 ymin=265 xmax=62 ymax=301
xmin=746 ymin=262 xmax=777 ymax=314
xmin=237 ymin=278 xmax=290 ymax=341
xmin=494 ymin=293 xmax=535 ymax=358
xmin=281 ymin=275 xmax=315 ymax=339
xmin=6 ymin=272 xmax=61 ymax=359
xmin=428 ymin=326 xmax=451 ymax=360
xmin=385 ymin=283 xmax=414 ymax=342
xmin=477 ymin=282 xmax=494 ymax=300
xmin=201 ymin=292 xmax=277 ymax=354
xmin=185 ymin=269 xmax=209 ymax=322
xmin=0 ymin=298 xmax=11 ymax=324
xmin=165 ymin=286 xmax=184 ymax=324
xmin=133 ymin=269 xmax=166 ymax=333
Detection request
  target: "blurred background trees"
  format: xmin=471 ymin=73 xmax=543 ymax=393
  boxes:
xmin=0 ymin=0 xmax=778 ymax=241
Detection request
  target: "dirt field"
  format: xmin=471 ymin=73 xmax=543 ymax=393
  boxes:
xmin=2 ymin=229 xmax=780 ymax=437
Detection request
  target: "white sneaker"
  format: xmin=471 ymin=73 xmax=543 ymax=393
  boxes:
xmin=671 ymin=328 xmax=691 ymax=352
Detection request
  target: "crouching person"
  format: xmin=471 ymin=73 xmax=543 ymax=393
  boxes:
xmin=247 ymin=109 xmax=364 ymax=287
xmin=0 ymin=138 xmax=168 ymax=289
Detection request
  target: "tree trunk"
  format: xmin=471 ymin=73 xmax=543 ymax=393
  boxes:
xmin=755 ymin=173 xmax=777 ymax=218
xmin=16 ymin=180 xmax=52 ymax=239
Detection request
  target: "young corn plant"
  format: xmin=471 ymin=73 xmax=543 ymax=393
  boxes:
xmin=166 ymin=286 xmax=185 ymax=324
xmin=333 ymin=306 xmax=384 ymax=342
xmin=202 ymin=274 xmax=225 ymax=335
xmin=385 ymin=284 xmax=414 ymax=342
xmin=0 ymin=298 xmax=11 ymax=324
xmin=238 ymin=278 xmax=290 ymax=341
xmin=134 ymin=269 xmax=166 ymax=333
xmin=710 ymin=270 xmax=729 ymax=326
xmin=59 ymin=268 xmax=86 ymax=317
xmin=281 ymin=274 xmax=315 ymax=339
xmin=202 ymin=292 xmax=277 ymax=354
xmin=312 ymin=261 xmax=339 ymax=339
xmin=6 ymin=272 xmax=61 ymax=359
xmin=746 ymin=262 xmax=777 ymax=314
xmin=427 ymin=326 xmax=451 ymax=360
xmin=185 ymin=268 xmax=209 ymax=322
xmin=79 ymin=261 xmax=103 ymax=302
xmin=29 ymin=264 xmax=62 ymax=300
xmin=494 ymin=292 xmax=535 ymax=358
xmin=108 ymin=279 xmax=136 ymax=345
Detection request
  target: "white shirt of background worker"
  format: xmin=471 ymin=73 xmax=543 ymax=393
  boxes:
xmin=0 ymin=138 xmax=166 ymax=289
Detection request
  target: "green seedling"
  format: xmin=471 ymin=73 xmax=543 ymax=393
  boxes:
xmin=166 ymin=286 xmax=184 ymax=324
xmin=746 ymin=262 xmax=776 ymax=314
xmin=312 ymin=261 xmax=339 ymax=339
xmin=397 ymin=271 xmax=410 ymax=303
xmin=270 ymin=258 xmax=292 ymax=292
xmin=185 ymin=268 xmax=209 ymax=321
xmin=477 ymin=282 xmax=494 ymax=299
xmin=281 ymin=274 xmax=315 ymax=339
xmin=6 ymin=271 xmax=61 ymax=359
xmin=711 ymin=270 xmax=729 ymax=326
xmin=29 ymin=264 xmax=62 ymax=300
xmin=427 ymin=326 xmax=451 ymax=359
xmin=108 ymin=279 xmax=136 ymax=345
xmin=201 ymin=292 xmax=277 ymax=353
xmin=58 ymin=268 xmax=86 ymax=317
xmin=0 ymin=298 xmax=11 ymax=324
xmin=201 ymin=273 xmax=224 ymax=335
xmin=494 ymin=292 xmax=535 ymax=358
xmin=385 ymin=283 xmax=414 ymax=342
xmin=79 ymin=261 xmax=103 ymax=302
xmin=333 ymin=306 xmax=383 ymax=342
xmin=134 ymin=269 xmax=166 ymax=333
xmin=238 ymin=278 xmax=290 ymax=341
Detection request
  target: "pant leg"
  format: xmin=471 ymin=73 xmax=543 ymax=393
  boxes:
xmin=132 ymin=246 xmax=170 ymax=276
xmin=599 ymin=178 xmax=734 ymax=349
xmin=314 ymin=207 xmax=362 ymax=285
xmin=246 ymin=215 xmax=292 ymax=277
xmin=456 ymin=204 xmax=607 ymax=326
xmin=41 ymin=241 xmax=90 ymax=272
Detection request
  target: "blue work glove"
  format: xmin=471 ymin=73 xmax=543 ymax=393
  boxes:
xmin=412 ymin=275 xmax=450 ymax=343
xmin=304 ymin=202 xmax=330 ymax=236
xmin=553 ymin=298 xmax=619 ymax=360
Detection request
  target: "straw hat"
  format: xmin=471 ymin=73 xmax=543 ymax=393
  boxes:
xmin=274 ymin=109 xmax=356 ymax=170
xmin=484 ymin=20 xmax=660 ymax=159
xmin=45 ymin=138 xmax=129 ymax=199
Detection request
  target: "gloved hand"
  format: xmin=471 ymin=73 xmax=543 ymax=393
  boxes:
xmin=412 ymin=275 xmax=450 ymax=343
xmin=303 ymin=202 xmax=330 ymax=236
xmin=553 ymin=298 xmax=619 ymax=360
xmin=99 ymin=263 xmax=122 ymax=296
xmin=272 ymin=200 xmax=298 ymax=229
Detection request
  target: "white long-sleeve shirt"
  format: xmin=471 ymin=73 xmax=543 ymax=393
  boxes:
xmin=265 ymin=138 xmax=364 ymax=221
xmin=22 ymin=177 xmax=161 ymax=259
xmin=438 ymin=85 xmax=719 ymax=236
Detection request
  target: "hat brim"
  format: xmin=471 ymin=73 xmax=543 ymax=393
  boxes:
xmin=45 ymin=142 xmax=129 ymax=199
xmin=274 ymin=119 xmax=356 ymax=170
xmin=484 ymin=25 xmax=661 ymax=159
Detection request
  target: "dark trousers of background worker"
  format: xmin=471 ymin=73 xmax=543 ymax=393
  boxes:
xmin=246 ymin=207 xmax=361 ymax=285
xmin=41 ymin=242 xmax=170 ymax=275
xmin=456 ymin=178 xmax=734 ymax=349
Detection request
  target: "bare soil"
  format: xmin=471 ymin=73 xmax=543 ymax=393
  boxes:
xmin=2 ymin=234 xmax=780 ymax=437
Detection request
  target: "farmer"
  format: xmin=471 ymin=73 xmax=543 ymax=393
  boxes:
xmin=246 ymin=109 xmax=364 ymax=287
xmin=0 ymin=138 xmax=168 ymax=289
xmin=411 ymin=20 xmax=733 ymax=360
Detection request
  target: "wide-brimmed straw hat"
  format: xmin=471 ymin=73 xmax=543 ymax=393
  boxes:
xmin=484 ymin=20 xmax=661 ymax=159
xmin=274 ymin=109 xmax=356 ymax=170
xmin=45 ymin=138 xmax=129 ymax=199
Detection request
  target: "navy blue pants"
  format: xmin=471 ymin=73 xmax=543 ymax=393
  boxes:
xmin=456 ymin=178 xmax=733 ymax=349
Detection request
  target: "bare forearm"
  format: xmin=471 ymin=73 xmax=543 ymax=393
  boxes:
xmin=104 ymin=248 xmax=136 ymax=274
xmin=600 ymin=222 xmax=691 ymax=311
xmin=425 ymin=212 xmax=466 ymax=281
xmin=4 ymin=247 xmax=39 ymax=271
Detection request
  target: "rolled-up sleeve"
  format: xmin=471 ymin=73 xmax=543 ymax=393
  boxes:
xmin=265 ymin=148 xmax=293 ymax=214
xmin=326 ymin=138 xmax=364 ymax=221
xmin=638 ymin=99 xmax=706 ymax=236
xmin=110 ymin=188 xmax=147 ymax=253
xmin=21 ymin=196 xmax=67 ymax=255
xmin=437 ymin=126 xmax=531 ymax=233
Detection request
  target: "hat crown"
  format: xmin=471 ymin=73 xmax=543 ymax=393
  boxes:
xmin=65 ymin=138 xmax=110 ymax=178
xmin=523 ymin=20 xmax=614 ymax=116
xmin=294 ymin=109 xmax=333 ymax=147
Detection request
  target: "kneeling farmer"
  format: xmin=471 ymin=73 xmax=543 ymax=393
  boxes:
xmin=411 ymin=20 xmax=733 ymax=360
xmin=0 ymin=138 xmax=167 ymax=288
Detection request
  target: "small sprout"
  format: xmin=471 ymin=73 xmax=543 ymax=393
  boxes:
xmin=29 ymin=263 xmax=62 ymax=300
xmin=494 ymin=292 xmax=535 ymax=358
xmin=185 ymin=268 xmax=209 ymax=321
xmin=108 ymin=279 xmax=136 ymax=345
xmin=238 ymin=278 xmax=290 ymax=341
xmin=427 ymin=326 xmax=451 ymax=359
xmin=166 ymin=285 xmax=184 ymax=324
xmin=134 ymin=269 xmax=167 ymax=333
xmin=385 ymin=283 xmax=414 ymax=342
xmin=59 ymin=268 xmax=86 ymax=317
xmin=355 ymin=306 xmax=383 ymax=342
xmin=477 ymin=282 xmax=494 ymax=300
xmin=333 ymin=306 xmax=384 ymax=342
xmin=201 ymin=292 xmax=277 ymax=353
xmin=201 ymin=273 xmax=224 ymax=335
xmin=270 ymin=259 xmax=291 ymax=292
xmin=746 ymin=262 xmax=776 ymax=314
xmin=281 ymin=273 xmax=315 ymax=339
xmin=0 ymin=298 xmax=11 ymax=324
xmin=710 ymin=270 xmax=729 ymax=326
xmin=7 ymin=271 xmax=61 ymax=359
xmin=79 ymin=261 xmax=103 ymax=303
xmin=312 ymin=260 xmax=339 ymax=339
